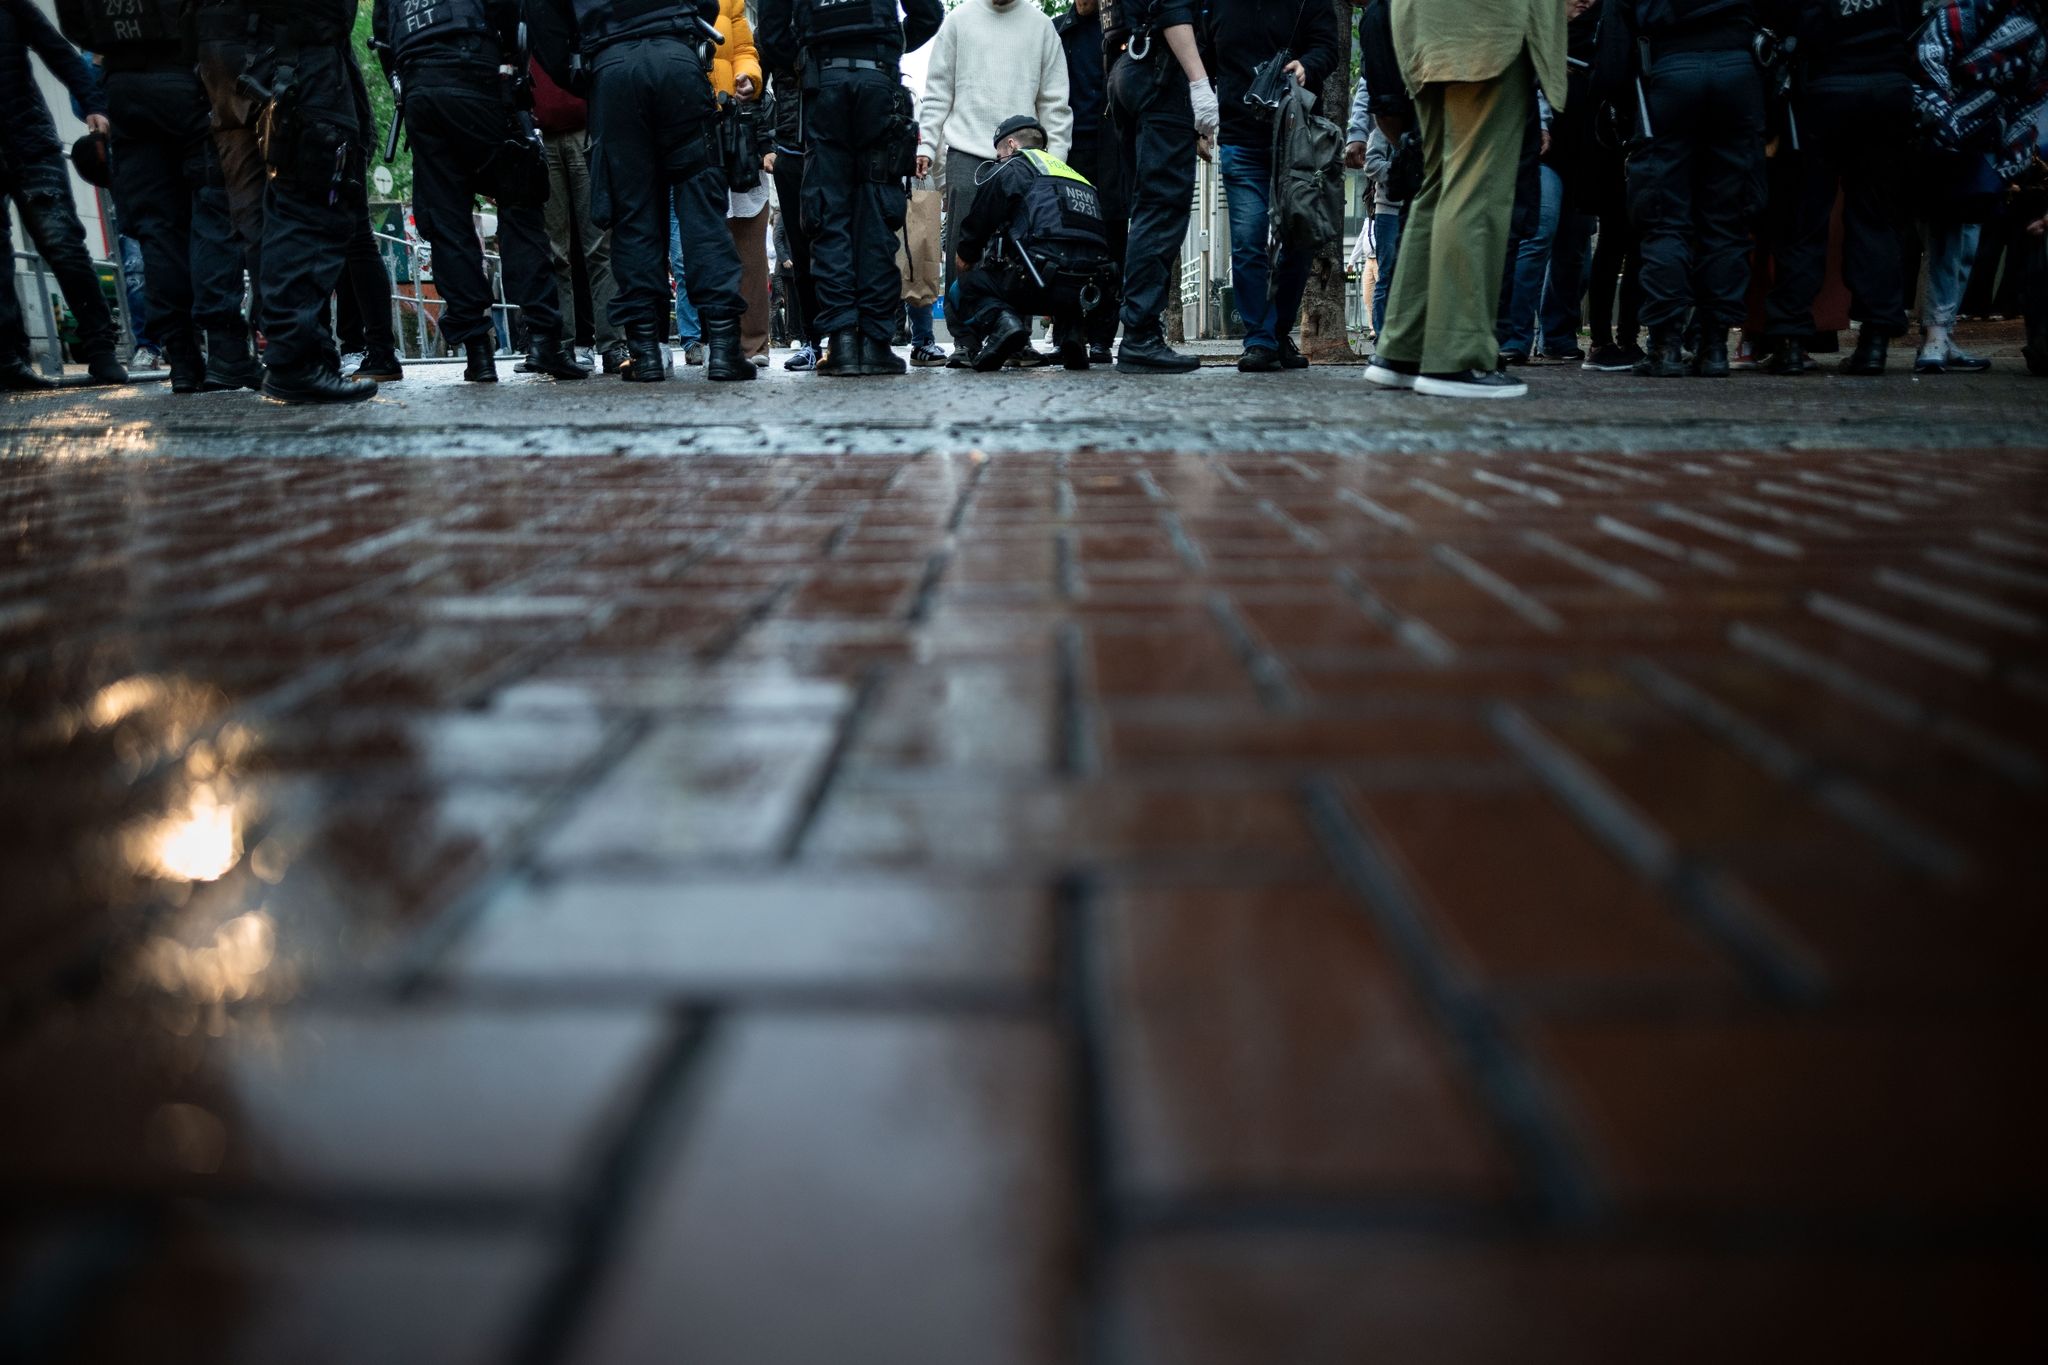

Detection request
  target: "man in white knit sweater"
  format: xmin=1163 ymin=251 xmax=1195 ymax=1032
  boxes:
xmin=914 ymin=0 xmax=1073 ymax=346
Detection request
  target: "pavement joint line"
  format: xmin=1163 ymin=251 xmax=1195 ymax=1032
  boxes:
xmin=1595 ymin=514 xmax=1738 ymax=577
xmin=1207 ymin=591 xmax=1302 ymax=713
xmin=1056 ymin=527 xmax=1087 ymax=602
xmin=1156 ymin=508 xmax=1208 ymax=573
xmin=1731 ymin=622 xmax=2048 ymax=786
xmin=1652 ymin=501 xmax=1804 ymax=558
xmin=1926 ymin=547 xmax=2048 ymax=594
xmin=1520 ymin=530 xmax=1665 ymax=601
xmin=1972 ymin=527 xmax=2048 ymax=560
xmin=1709 ymin=492 xmax=1852 ymax=536
xmin=1486 ymin=705 xmax=1829 ymax=1005
xmin=1572 ymin=454 xmax=1666 ymax=486
xmin=509 ymin=1006 xmax=714 ymax=1365
xmin=775 ymin=666 xmax=887 ymax=862
xmin=1430 ymin=544 xmax=1565 ymax=634
xmin=393 ymin=712 xmax=658 ymax=995
xmin=1471 ymin=468 xmax=1566 ymax=507
xmin=1302 ymin=776 xmax=1607 ymax=1229
xmin=906 ymin=549 xmax=954 ymax=625
xmin=1332 ymin=567 xmax=1459 ymax=666
xmin=1334 ymin=486 xmax=1415 ymax=534
xmin=1121 ymin=1191 xmax=1520 ymax=1240
xmin=1254 ymin=497 xmax=1328 ymax=552
xmin=1805 ymin=591 xmax=1994 ymax=677
xmin=1055 ymin=622 xmax=1101 ymax=780
xmin=1407 ymin=475 xmax=1498 ymax=520
xmin=1053 ymin=870 xmax=1118 ymax=1365
xmin=1518 ymin=458 xmax=1618 ymax=492
xmin=1752 ymin=479 xmax=1908 ymax=524
xmin=1623 ymin=659 xmax=1974 ymax=884
xmin=1873 ymin=568 xmax=2044 ymax=636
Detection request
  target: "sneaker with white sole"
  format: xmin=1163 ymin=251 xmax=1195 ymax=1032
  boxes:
xmin=1413 ymin=367 xmax=1529 ymax=399
xmin=1364 ymin=356 xmax=1420 ymax=389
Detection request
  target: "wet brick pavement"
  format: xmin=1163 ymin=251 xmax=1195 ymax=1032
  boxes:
xmin=3 ymin=348 xmax=2047 ymax=1362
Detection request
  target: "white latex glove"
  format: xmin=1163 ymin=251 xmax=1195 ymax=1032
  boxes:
xmin=1189 ymin=79 xmax=1220 ymax=142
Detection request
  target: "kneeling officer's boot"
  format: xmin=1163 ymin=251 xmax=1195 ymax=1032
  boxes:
xmin=703 ymin=317 xmax=756 ymax=382
xmin=526 ymin=332 xmax=590 ymax=380
xmin=464 ymin=336 xmax=499 ymax=383
xmin=974 ymin=311 xmax=1029 ymax=372
xmin=623 ymin=324 xmax=670 ymax=383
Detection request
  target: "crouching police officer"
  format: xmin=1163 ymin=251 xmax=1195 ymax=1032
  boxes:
xmin=757 ymin=0 xmax=943 ymax=377
xmin=215 ymin=0 xmax=381 ymax=403
xmin=530 ymin=0 xmax=752 ymax=381
xmin=949 ymin=115 xmax=1117 ymax=371
xmin=57 ymin=0 xmax=259 ymax=392
xmin=372 ymin=0 xmax=585 ymax=381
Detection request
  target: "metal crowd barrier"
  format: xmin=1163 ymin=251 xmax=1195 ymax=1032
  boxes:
xmin=370 ymin=229 xmax=524 ymax=361
xmin=11 ymin=247 xmax=137 ymax=378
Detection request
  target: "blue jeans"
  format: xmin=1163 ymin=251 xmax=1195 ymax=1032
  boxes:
xmin=1371 ymin=210 xmax=1403 ymax=340
xmin=668 ymin=202 xmax=700 ymax=345
xmin=1500 ymin=163 xmax=1562 ymax=355
xmin=1541 ymin=210 xmax=1596 ymax=350
xmin=1921 ymin=220 xmax=1980 ymax=332
xmin=908 ymin=301 xmax=934 ymax=347
xmin=1218 ymin=143 xmax=1311 ymax=351
xmin=119 ymin=235 xmax=152 ymax=347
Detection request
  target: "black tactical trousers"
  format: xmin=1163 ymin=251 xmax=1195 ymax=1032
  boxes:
xmin=1066 ymin=130 xmax=1127 ymax=348
xmin=772 ymin=150 xmax=817 ymax=344
xmin=1763 ymin=73 xmax=1912 ymax=340
xmin=952 ymin=261 xmax=1087 ymax=341
xmin=803 ymin=64 xmax=908 ymax=343
xmin=0 ymin=152 xmax=117 ymax=361
xmin=1108 ymin=50 xmax=1195 ymax=337
xmin=405 ymin=71 xmax=562 ymax=346
xmin=588 ymin=38 xmax=740 ymax=338
xmin=1626 ymin=46 xmax=1766 ymax=331
xmin=257 ymin=44 xmax=373 ymax=373
xmin=194 ymin=33 xmax=268 ymax=308
xmin=106 ymin=68 xmax=248 ymax=349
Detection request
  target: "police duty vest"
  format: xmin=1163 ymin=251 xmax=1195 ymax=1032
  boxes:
xmin=1006 ymin=150 xmax=1110 ymax=263
xmin=389 ymin=0 xmax=495 ymax=59
xmin=55 ymin=0 xmax=177 ymax=56
xmin=1812 ymin=0 xmax=1905 ymax=59
xmin=795 ymin=0 xmax=901 ymax=50
xmin=571 ymin=0 xmax=704 ymax=50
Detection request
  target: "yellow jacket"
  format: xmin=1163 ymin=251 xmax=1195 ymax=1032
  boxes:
xmin=710 ymin=0 xmax=762 ymax=99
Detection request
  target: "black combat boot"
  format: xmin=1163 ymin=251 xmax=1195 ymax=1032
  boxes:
xmin=818 ymin=328 xmax=862 ymax=377
xmin=974 ymin=311 xmax=1029 ymax=372
xmin=1691 ymin=327 xmax=1730 ymax=378
xmin=204 ymin=329 xmax=262 ymax=390
xmin=703 ymin=316 xmax=756 ymax=381
xmin=1 ymin=354 xmax=56 ymax=390
xmin=859 ymin=333 xmax=906 ymax=375
xmin=525 ymin=332 xmax=590 ymax=380
xmin=352 ymin=349 xmax=403 ymax=382
xmin=1761 ymin=339 xmax=1811 ymax=375
xmin=622 ymin=324 xmax=669 ymax=382
xmin=463 ymin=336 xmax=498 ymax=382
xmin=164 ymin=335 xmax=208 ymax=394
xmin=82 ymin=348 xmax=130 ymax=386
xmin=1055 ymin=323 xmax=1090 ymax=371
xmin=262 ymin=364 xmax=377 ymax=404
xmin=1633 ymin=328 xmax=1687 ymax=378
xmin=1841 ymin=328 xmax=1889 ymax=375
xmin=1116 ymin=326 xmax=1201 ymax=374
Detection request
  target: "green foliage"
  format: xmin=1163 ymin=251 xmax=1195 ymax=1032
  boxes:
xmin=353 ymin=6 xmax=414 ymax=201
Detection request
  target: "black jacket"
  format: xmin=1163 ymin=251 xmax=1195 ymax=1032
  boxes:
xmin=1207 ymin=0 xmax=1341 ymax=148
xmin=1054 ymin=7 xmax=1107 ymax=144
xmin=1358 ymin=0 xmax=1411 ymax=125
xmin=0 ymin=0 xmax=104 ymax=162
xmin=753 ymin=0 xmax=942 ymax=73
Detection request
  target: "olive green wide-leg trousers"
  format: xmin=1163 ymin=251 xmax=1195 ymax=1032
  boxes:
xmin=1378 ymin=56 xmax=1532 ymax=375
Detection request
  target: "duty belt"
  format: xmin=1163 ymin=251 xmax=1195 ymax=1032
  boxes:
xmin=816 ymin=56 xmax=893 ymax=72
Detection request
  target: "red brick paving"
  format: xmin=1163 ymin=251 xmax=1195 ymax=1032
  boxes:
xmin=2 ymin=437 xmax=2046 ymax=1361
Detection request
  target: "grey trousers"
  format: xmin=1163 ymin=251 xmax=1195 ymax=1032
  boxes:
xmin=941 ymin=148 xmax=994 ymax=301
xmin=542 ymin=129 xmax=621 ymax=350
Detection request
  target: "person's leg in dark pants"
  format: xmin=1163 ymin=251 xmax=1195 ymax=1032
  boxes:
xmin=195 ymin=38 xmax=267 ymax=320
xmin=1110 ymin=53 xmax=1198 ymax=367
xmin=1833 ymin=75 xmax=1911 ymax=364
xmin=107 ymin=70 xmax=201 ymax=381
xmin=1068 ymin=131 xmax=1125 ymax=353
xmin=406 ymin=83 xmax=499 ymax=349
xmin=772 ymin=152 xmax=817 ymax=345
xmin=1540 ymin=206 xmax=1594 ymax=355
xmin=1689 ymin=53 xmax=1766 ymax=336
xmin=8 ymin=157 xmax=123 ymax=378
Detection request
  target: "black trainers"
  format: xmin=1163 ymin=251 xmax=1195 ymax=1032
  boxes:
xmin=1414 ymin=368 xmax=1528 ymax=399
xmin=1538 ymin=344 xmax=1585 ymax=363
xmin=1115 ymin=331 xmax=1201 ymax=373
xmin=82 ymin=350 xmax=130 ymax=386
xmin=353 ymin=350 xmax=403 ymax=383
xmin=1363 ymin=355 xmax=1419 ymax=389
xmin=1237 ymin=345 xmax=1282 ymax=373
xmin=784 ymin=342 xmax=818 ymax=372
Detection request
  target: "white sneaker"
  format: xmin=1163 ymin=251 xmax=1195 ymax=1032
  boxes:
xmin=1365 ymin=356 xmax=1419 ymax=389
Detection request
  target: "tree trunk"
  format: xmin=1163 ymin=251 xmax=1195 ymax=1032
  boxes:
xmin=1299 ymin=0 xmax=1357 ymax=362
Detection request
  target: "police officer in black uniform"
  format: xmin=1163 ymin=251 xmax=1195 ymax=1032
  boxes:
xmin=1597 ymin=0 xmax=1771 ymax=378
xmin=1758 ymin=0 xmax=1919 ymax=375
xmin=756 ymin=0 xmax=943 ymax=378
xmin=949 ymin=114 xmax=1116 ymax=372
xmin=1100 ymin=0 xmax=1217 ymax=373
xmin=530 ymin=0 xmax=752 ymax=381
xmin=204 ymin=0 xmax=381 ymax=402
xmin=373 ymin=0 xmax=586 ymax=381
xmin=58 ymin=0 xmax=261 ymax=392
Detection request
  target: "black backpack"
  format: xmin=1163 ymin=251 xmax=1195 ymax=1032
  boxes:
xmin=1270 ymin=82 xmax=1345 ymax=253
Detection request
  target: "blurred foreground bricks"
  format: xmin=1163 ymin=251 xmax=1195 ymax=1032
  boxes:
xmin=3 ymin=417 xmax=2047 ymax=1361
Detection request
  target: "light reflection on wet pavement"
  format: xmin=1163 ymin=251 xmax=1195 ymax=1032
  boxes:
xmin=3 ymin=356 xmax=2046 ymax=1362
